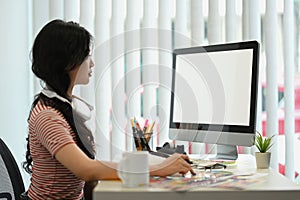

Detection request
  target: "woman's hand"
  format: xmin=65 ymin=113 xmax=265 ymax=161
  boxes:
xmin=150 ymin=153 xmax=196 ymax=177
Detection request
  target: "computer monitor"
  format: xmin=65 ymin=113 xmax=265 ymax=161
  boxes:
xmin=169 ymin=40 xmax=259 ymax=160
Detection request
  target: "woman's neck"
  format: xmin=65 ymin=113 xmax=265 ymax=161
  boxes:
xmin=67 ymin=85 xmax=74 ymax=100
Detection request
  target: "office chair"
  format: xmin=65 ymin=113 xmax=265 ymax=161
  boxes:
xmin=0 ymin=138 xmax=25 ymax=200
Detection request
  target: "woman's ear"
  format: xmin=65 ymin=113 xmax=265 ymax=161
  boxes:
xmin=68 ymin=66 xmax=80 ymax=83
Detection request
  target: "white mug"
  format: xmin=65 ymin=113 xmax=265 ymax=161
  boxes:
xmin=117 ymin=151 xmax=149 ymax=187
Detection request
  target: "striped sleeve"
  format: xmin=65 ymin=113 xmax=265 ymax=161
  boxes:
xmin=33 ymin=109 xmax=75 ymax=156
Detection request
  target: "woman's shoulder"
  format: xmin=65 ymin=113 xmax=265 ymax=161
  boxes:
xmin=30 ymin=100 xmax=66 ymax=122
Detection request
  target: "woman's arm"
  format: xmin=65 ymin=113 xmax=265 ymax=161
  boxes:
xmin=55 ymin=143 xmax=195 ymax=181
xmin=55 ymin=143 xmax=119 ymax=181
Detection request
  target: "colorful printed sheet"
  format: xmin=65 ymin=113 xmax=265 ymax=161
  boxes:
xmin=150 ymin=170 xmax=265 ymax=192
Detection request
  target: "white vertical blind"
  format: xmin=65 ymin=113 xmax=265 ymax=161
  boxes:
xmin=191 ymin=0 xmax=205 ymax=46
xmin=64 ymin=0 xmax=80 ymax=96
xmin=49 ymin=0 xmax=63 ymax=20
xmin=125 ymin=0 xmax=142 ymax=151
xmin=243 ymin=0 xmax=262 ymax=153
xmin=283 ymin=0 xmax=295 ymax=181
xmin=190 ymin=0 xmax=206 ymax=155
xmin=242 ymin=0 xmax=249 ymax=40
xmin=174 ymin=0 xmax=190 ymax=153
xmin=248 ymin=0 xmax=262 ymax=155
xmin=242 ymin=1 xmax=250 ymax=155
xmin=208 ymin=0 xmax=221 ymax=44
xmin=265 ymin=0 xmax=279 ymax=170
xmin=174 ymin=0 xmax=190 ymax=48
xmin=32 ymin=0 xmax=49 ymax=95
xmin=225 ymin=0 xmax=236 ymax=42
xmin=64 ymin=0 xmax=79 ymax=22
xmin=110 ymin=0 xmax=126 ymax=160
xmin=79 ymin=0 xmax=94 ymax=33
xmin=248 ymin=0 xmax=261 ymax=41
xmin=94 ymin=0 xmax=112 ymax=161
xmin=142 ymin=0 xmax=159 ymax=149
xmin=206 ymin=0 xmax=221 ymax=155
xmin=158 ymin=0 xmax=172 ymax=146
xmin=79 ymin=0 xmax=95 ymax=105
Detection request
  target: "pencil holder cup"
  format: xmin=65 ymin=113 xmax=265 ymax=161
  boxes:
xmin=130 ymin=117 xmax=155 ymax=151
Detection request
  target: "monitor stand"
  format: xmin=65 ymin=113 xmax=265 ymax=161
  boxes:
xmin=213 ymin=144 xmax=238 ymax=160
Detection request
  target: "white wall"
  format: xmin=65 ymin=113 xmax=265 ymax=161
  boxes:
xmin=0 ymin=0 xmax=31 ymax=188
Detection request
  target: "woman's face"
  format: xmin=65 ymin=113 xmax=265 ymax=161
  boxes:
xmin=73 ymin=54 xmax=95 ymax=85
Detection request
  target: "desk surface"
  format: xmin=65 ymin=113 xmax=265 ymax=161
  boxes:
xmin=93 ymin=154 xmax=300 ymax=200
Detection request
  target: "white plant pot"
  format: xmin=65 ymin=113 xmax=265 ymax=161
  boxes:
xmin=255 ymin=152 xmax=271 ymax=169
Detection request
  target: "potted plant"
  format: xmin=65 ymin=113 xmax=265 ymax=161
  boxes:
xmin=255 ymin=131 xmax=274 ymax=169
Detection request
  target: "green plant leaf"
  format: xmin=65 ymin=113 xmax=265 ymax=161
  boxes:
xmin=255 ymin=131 xmax=274 ymax=153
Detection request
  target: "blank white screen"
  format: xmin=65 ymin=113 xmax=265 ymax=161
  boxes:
xmin=173 ymin=49 xmax=253 ymax=126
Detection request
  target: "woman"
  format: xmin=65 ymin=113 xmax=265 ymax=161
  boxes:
xmin=23 ymin=19 xmax=194 ymax=200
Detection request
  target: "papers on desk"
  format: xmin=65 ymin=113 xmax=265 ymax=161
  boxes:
xmin=150 ymin=170 xmax=267 ymax=192
xmin=209 ymin=172 xmax=268 ymax=190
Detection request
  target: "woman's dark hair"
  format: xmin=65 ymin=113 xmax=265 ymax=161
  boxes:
xmin=23 ymin=19 xmax=94 ymax=174
xmin=32 ymin=19 xmax=92 ymax=100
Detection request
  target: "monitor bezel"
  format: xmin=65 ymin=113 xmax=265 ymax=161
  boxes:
xmin=169 ymin=40 xmax=259 ymax=140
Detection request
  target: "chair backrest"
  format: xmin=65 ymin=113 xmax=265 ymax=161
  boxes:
xmin=0 ymin=138 xmax=25 ymax=200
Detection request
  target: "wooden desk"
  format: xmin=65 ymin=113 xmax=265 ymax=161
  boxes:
xmin=93 ymin=154 xmax=300 ymax=200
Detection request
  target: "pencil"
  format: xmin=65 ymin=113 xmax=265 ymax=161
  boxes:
xmin=149 ymin=121 xmax=156 ymax=133
xmin=130 ymin=118 xmax=141 ymax=150
xmin=143 ymin=119 xmax=149 ymax=133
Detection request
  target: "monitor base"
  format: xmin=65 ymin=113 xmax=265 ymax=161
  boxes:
xmin=212 ymin=144 xmax=238 ymax=160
